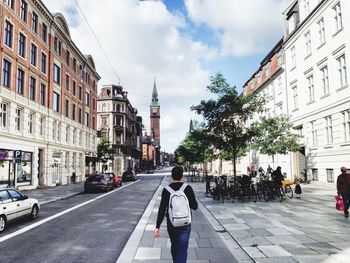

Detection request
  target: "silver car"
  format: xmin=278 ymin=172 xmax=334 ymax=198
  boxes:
xmin=0 ymin=188 xmax=40 ymax=232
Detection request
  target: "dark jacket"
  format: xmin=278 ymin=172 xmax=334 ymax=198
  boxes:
xmin=156 ymin=182 xmax=198 ymax=229
xmin=337 ymin=173 xmax=350 ymax=194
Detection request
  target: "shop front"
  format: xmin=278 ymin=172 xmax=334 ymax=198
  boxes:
xmin=0 ymin=149 xmax=33 ymax=188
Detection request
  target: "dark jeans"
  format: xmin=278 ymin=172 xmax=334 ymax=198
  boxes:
xmin=167 ymin=220 xmax=191 ymax=263
xmin=341 ymin=192 xmax=350 ymax=214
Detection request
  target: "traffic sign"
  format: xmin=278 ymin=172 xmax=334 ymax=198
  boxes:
xmin=13 ymin=150 xmax=22 ymax=163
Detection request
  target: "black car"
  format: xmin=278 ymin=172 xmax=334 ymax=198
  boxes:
xmin=122 ymin=170 xmax=137 ymax=182
xmin=84 ymin=174 xmax=113 ymax=193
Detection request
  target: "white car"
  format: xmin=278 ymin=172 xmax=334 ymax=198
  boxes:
xmin=0 ymin=188 xmax=40 ymax=232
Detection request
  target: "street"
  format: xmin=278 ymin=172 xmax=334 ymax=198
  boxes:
xmin=0 ymin=176 xmax=163 ymax=263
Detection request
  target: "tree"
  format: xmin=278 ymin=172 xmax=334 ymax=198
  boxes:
xmin=251 ymin=116 xmax=301 ymax=167
xmin=97 ymin=137 xmax=114 ymax=165
xmin=175 ymin=123 xmax=214 ymax=168
xmin=191 ymin=72 xmax=267 ymax=176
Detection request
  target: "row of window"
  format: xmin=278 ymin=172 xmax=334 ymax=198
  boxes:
xmin=307 ymin=109 xmax=350 ymax=147
xmin=0 ymin=101 xmax=96 ymax=147
xmin=291 ymin=54 xmax=347 ymax=110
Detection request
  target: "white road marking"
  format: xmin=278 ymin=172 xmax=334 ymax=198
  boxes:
xmin=0 ymin=180 xmax=139 ymax=243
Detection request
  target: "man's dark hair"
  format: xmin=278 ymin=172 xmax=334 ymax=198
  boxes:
xmin=172 ymin=166 xmax=183 ymax=180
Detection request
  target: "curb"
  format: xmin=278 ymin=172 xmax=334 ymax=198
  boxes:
xmin=40 ymin=192 xmax=84 ymax=206
xmin=196 ymin=189 xmax=255 ymax=263
xmin=116 ymin=176 xmax=167 ymax=263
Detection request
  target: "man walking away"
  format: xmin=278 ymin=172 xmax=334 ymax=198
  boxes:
xmin=154 ymin=166 xmax=198 ymax=263
xmin=337 ymin=167 xmax=350 ymax=218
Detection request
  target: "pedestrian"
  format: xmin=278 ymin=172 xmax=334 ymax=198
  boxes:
xmin=154 ymin=166 xmax=198 ymax=263
xmin=336 ymin=166 xmax=350 ymax=218
xmin=267 ymin=165 xmax=273 ymax=174
xmin=294 ymin=179 xmax=302 ymax=198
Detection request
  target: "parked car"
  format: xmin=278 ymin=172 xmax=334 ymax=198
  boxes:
xmin=104 ymin=172 xmax=122 ymax=187
xmin=122 ymin=170 xmax=137 ymax=182
xmin=146 ymin=169 xmax=154 ymax=174
xmin=0 ymin=188 xmax=40 ymax=232
xmin=84 ymin=174 xmax=113 ymax=193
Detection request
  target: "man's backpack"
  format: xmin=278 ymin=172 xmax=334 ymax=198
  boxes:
xmin=165 ymin=183 xmax=191 ymax=227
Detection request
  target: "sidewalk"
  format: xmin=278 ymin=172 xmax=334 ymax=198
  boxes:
xmin=22 ymin=182 xmax=84 ymax=205
xmin=190 ymin=181 xmax=350 ymax=263
xmin=118 ymin=176 xmax=244 ymax=263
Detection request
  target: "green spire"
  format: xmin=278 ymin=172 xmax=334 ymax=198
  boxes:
xmin=151 ymin=77 xmax=159 ymax=107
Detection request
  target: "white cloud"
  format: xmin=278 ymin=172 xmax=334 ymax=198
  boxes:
xmin=185 ymin=0 xmax=292 ymax=56
xmin=44 ymin=0 xmax=212 ymax=152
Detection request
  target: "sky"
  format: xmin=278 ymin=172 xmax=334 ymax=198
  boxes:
xmin=44 ymin=0 xmax=293 ymax=153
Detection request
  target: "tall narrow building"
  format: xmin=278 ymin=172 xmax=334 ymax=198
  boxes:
xmin=150 ymin=79 xmax=160 ymax=147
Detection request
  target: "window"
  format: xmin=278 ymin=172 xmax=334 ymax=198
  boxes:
xmin=292 ymin=86 xmax=298 ymax=110
xmin=86 ymin=112 xmax=90 ymax=127
xmin=79 ymin=86 xmax=82 ymax=100
xmin=79 ymin=65 xmax=83 ymax=78
xmin=318 ymin=18 xmax=325 ymax=45
xmin=17 ymin=68 xmax=25 ymax=95
xmin=54 ymin=37 xmax=62 ymax=56
xmin=28 ymin=112 xmax=34 ymax=134
xmin=73 ymin=58 xmax=77 ymax=72
xmin=40 ymin=83 xmax=46 ymax=106
xmin=337 ymin=55 xmax=347 ymax=87
xmin=66 ymin=126 xmax=70 ymax=143
xmin=102 ymin=116 xmax=107 ymax=126
xmin=2 ymin=59 xmax=11 ymax=88
xmin=85 ymin=92 xmax=90 ymax=107
xmin=18 ymin=33 xmax=26 ymax=58
xmin=92 ymin=98 xmax=96 ymax=110
xmin=72 ymin=104 xmax=76 ymax=121
xmin=312 ymin=169 xmax=319 ymax=181
xmin=41 ymin=52 xmax=47 ymax=74
xmin=32 ymin=12 xmax=38 ymax=33
xmin=4 ymin=20 xmax=13 ymax=48
xmin=65 ymin=75 xmax=70 ymax=92
xmin=307 ymin=75 xmax=314 ymax=102
xmin=311 ymin=121 xmax=318 ymax=146
xmin=39 ymin=116 xmax=45 ymax=136
xmin=65 ymin=99 xmax=69 ymax=118
xmin=265 ymin=62 xmax=270 ymax=78
xmin=327 ymin=169 xmax=334 ymax=183
xmin=15 ymin=108 xmax=22 ymax=131
xmin=92 ymin=116 xmax=96 ymax=130
xmin=79 ymin=108 xmax=82 ymax=123
xmin=277 ymin=77 xmax=282 ymax=94
xmin=325 ymin=116 xmax=333 ymax=144
xmin=6 ymin=0 xmax=15 ymax=9
xmin=72 ymin=81 xmax=76 ymax=96
xmin=53 ymin=92 xmax=60 ymax=112
xmin=291 ymin=46 xmax=296 ymax=68
xmin=30 ymin=43 xmax=37 ymax=66
xmin=342 ymin=110 xmax=350 ymax=142
xmin=0 ymin=102 xmax=8 ymax=128
xmin=305 ymin=31 xmax=311 ymax=57
xmin=102 ymin=103 xmax=107 ymax=112
xmin=257 ymin=72 xmax=261 ymax=84
xmin=66 ymin=50 xmax=70 ymax=66
xmin=29 ymin=77 xmax=36 ymax=100
xmin=53 ymin=64 xmax=61 ymax=85
xmin=277 ymin=50 xmax=283 ymax=66
xmin=57 ymin=122 xmax=61 ymax=141
xmin=333 ymin=2 xmax=343 ymax=32
xmin=20 ymin=0 xmax=28 ymax=22
xmin=321 ymin=66 xmax=329 ymax=95
xmin=42 ymin=23 xmax=47 ymax=43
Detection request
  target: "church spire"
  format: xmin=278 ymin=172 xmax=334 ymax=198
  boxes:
xmin=151 ymin=77 xmax=159 ymax=107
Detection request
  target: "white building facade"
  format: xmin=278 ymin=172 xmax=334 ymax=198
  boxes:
xmin=283 ymin=0 xmax=350 ymax=183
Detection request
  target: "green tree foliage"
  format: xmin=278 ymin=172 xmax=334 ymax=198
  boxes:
xmin=191 ymin=72 xmax=267 ymax=176
xmin=97 ymin=137 xmax=114 ymax=163
xmin=175 ymin=124 xmax=214 ymax=166
xmin=251 ymin=116 xmax=300 ymax=166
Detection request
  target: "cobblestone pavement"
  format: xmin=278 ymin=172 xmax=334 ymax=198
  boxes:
xmin=191 ymin=181 xmax=350 ymax=263
xmin=118 ymin=175 xmax=241 ymax=263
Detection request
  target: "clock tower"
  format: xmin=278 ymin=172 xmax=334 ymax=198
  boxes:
xmin=150 ymin=78 xmax=160 ymax=147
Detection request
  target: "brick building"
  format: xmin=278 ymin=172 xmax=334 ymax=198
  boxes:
xmin=0 ymin=0 xmax=100 ymax=189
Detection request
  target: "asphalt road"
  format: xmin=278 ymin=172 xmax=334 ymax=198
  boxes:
xmin=0 ymin=175 xmax=164 ymax=263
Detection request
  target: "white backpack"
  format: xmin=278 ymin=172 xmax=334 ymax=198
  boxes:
xmin=165 ymin=183 xmax=191 ymax=227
